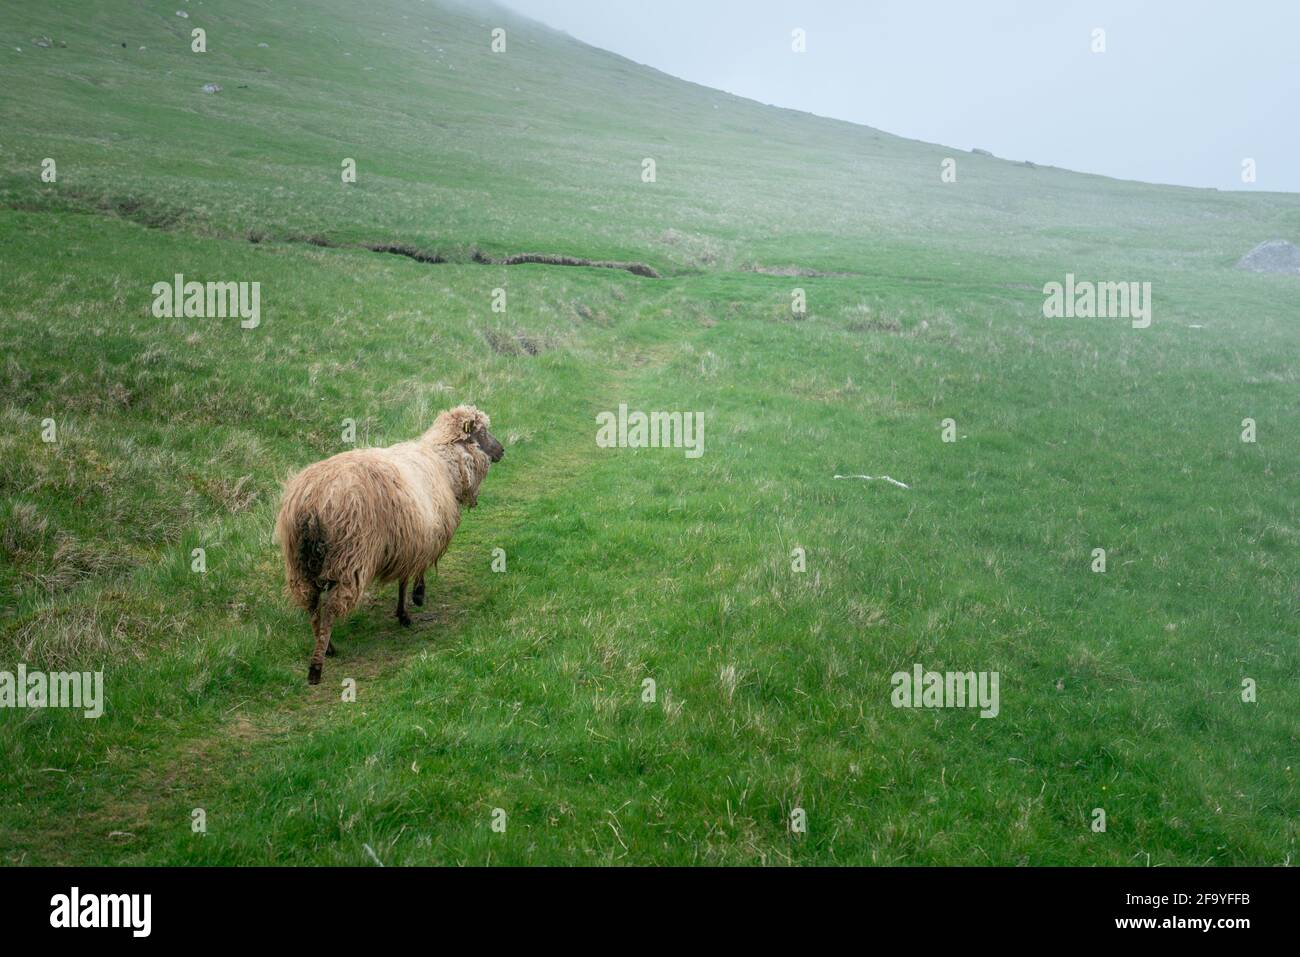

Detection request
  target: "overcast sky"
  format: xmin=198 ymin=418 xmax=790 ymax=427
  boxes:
xmin=502 ymin=0 xmax=1298 ymax=193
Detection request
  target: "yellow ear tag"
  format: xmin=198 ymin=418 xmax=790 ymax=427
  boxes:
xmin=463 ymin=421 xmax=473 ymax=434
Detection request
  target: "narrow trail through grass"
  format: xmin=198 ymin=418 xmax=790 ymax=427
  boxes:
xmin=19 ymin=319 xmax=685 ymax=865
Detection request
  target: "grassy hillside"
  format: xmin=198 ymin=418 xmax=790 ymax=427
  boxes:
xmin=0 ymin=0 xmax=1296 ymax=865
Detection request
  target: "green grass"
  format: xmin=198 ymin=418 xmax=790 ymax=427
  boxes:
xmin=0 ymin=0 xmax=1296 ymax=865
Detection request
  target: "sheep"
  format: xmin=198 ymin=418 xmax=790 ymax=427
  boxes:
xmin=274 ymin=404 xmax=505 ymax=684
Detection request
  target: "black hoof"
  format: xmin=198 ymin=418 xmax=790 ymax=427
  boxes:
xmin=325 ymin=643 xmax=336 ymax=658
xmin=412 ymin=585 xmax=425 ymax=607
xmin=307 ymin=663 xmax=322 ymax=685
xmin=397 ymin=612 xmax=413 ymax=628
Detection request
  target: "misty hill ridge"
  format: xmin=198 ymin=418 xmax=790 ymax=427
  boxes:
xmin=0 ymin=0 xmax=1295 ymax=277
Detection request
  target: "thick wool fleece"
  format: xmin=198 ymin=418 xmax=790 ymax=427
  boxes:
xmin=274 ymin=405 xmax=494 ymax=677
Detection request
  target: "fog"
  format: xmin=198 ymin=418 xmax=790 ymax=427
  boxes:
xmin=503 ymin=0 xmax=1299 ymax=193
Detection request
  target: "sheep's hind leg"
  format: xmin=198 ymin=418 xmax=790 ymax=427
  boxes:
xmin=412 ymin=572 xmax=426 ymax=607
xmin=306 ymin=588 xmax=333 ymax=671
xmin=396 ymin=580 xmax=412 ymax=628
xmin=308 ymin=605 xmax=334 ymax=685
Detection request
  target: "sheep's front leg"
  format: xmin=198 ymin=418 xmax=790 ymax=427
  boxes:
xmin=412 ymin=572 xmax=426 ymax=607
xmin=396 ymin=580 xmax=412 ymax=627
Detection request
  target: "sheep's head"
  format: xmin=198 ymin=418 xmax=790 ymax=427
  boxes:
xmin=429 ymin=404 xmax=505 ymax=507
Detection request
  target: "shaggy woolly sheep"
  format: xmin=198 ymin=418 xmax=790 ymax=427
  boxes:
xmin=275 ymin=404 xmax=504 ymax=683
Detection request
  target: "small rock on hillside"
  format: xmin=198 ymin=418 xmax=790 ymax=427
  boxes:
xmin=1236 ymin=240 xmax=1300 ymax=276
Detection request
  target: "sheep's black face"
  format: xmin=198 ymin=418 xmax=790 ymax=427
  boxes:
xmin=472 ymin=427 xmax=505 ymax=463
